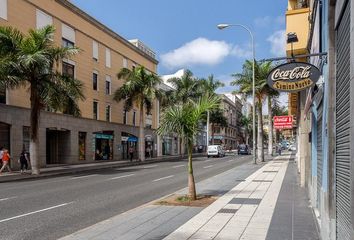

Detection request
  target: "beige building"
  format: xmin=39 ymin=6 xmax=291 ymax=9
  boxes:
xmin=0 ymin=0 xmax=159 ymax=167
xmin=210 ymin=94 xmax=243 ymax=149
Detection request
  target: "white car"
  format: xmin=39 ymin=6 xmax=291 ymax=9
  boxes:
xmin=207 ymin=145 xmax=225 ymax=158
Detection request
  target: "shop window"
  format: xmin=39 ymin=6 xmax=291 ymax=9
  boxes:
xmin=23 ymin=126 xmax=30 ymax=152
xmin=62 ymin=62 xmax=75 ymax=78
xmin=78 ymin=132 xmax=86 ymax=160
xmin=94 ymin=132 xmax=113 ymax=160
xmin=93 ymin=101 xmax=98 ymax=120
xmin=105 ymin=105 xmax=111 ymax=122
xmin=93 ymin=72 xmax=98 ymax=91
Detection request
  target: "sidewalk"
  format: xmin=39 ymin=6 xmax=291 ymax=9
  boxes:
xmin=58 ymin=153 xmax=319 ymax=240
xmin=165 ymin=154 xmax=320 ymax=240
xmin=0 ymin=153 xmax=205 ymax=183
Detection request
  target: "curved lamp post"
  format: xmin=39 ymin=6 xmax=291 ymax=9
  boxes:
xmin=217 ymin=23 xmax=257 ymax=164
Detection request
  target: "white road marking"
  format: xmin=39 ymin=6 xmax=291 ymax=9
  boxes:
xmin=203 ymin=165 xmax=214 ymax=169
xmin=0 ymin=202 xmax=73 ymax=223
xmin=70 ymin=174 xmax=98 ymax=179
xmin=172 ymin=164 xmax=185 ymax=168
xmin=0 ymin=196 xmax=17 ymax=202
xmin=152 ymin=175 xmax=174 ymax=182
xmin=228 ymin=159 xmax=235 ymax=162
xmin=110 ymin=174 xmax=135 ymax=180
xmin=142 ymin=165 xmax=158 ymax=169
xmin=205 ymin=159 xmax=212 ymax=162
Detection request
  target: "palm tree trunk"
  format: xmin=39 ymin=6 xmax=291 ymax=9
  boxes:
xmin=30 ymin=86 xmax=40 ymax=175
xmin=268 ymin=96 xmax=273 ymax=156
xmin=139 ymin=104 xmax=145 ymax=161
xmin=211 ymin=123 xmax=215 ymax=145
xmin=187 ymin=141 xmax=197 ymax=200
xmin=257 ymin=103 xmax=264 ymax=162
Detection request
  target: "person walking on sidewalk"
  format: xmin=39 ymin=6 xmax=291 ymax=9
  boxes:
xmin=0 ymin=149 xmax=12 ymax=173
xmin=129 ymin=146 xmax=134 ymax=162
xmin=19 ymin=149 xmax=29 ymax=174
xmin=0 ymin=146 xmax=3 ymax=167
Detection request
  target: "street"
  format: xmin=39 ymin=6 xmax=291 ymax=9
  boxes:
xmin=0 ymin=154 xmax=252 ymax=240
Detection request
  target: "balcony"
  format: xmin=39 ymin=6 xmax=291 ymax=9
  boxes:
xmin=286 ymin=0 xmax=310 ymax=56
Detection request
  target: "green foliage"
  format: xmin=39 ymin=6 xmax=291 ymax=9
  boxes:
xmin=114 ymin=66 xmax=162 ymax=113
xmin=210 ymin=108 xmax=228 ymax=128
xmin=0 ymin=25 xmax=85 ymax=139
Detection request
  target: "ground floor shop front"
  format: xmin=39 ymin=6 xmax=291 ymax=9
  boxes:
xmin=0 ymin=104 xmax=157 ymax=169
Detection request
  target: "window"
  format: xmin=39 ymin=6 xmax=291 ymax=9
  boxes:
xmin=0 ymin=0 xmax=7 ymax=20
xmin=93 ymin=101 xmax=98 ymax=120
xmin=36 ymin=9 xmax=52 ymax=29
xmin=123 ymin=58 xmax=128 ymax=68
xmin=62 ymin=38 xmax=74 ymax=48
xmin=23 ymin=126 xmax=30 ymax=152
xmin=78 ymin=132 xmax=86 ymax=160
xmin=62 ymin=62 xmax=75 ymax=78
xmin=62 ymin=24 xmax=75 ymax=44
xmin=93 ymin=72 xmax=98 ymax=91
xmin=133 ymin=111 xmax=136 ymax=126
xmin=92 ymin=40 xmax=98 ymax=61
xmin=0 ymin=84 xmax=6 ymax=104
xmin=105 ymin=75 xmax=111 ymax=95
xmin=123 ymin=110 xmax=127 ymax=124
xmin=105 ymin=105 xmax=111 ymax=122
xmin=105 ymin=48 xmax=111 ymax=68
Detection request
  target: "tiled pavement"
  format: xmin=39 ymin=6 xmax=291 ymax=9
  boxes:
xmin=164 ymin=155 xmax=320 ymax=240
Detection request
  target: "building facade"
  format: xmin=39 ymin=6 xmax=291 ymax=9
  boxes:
xmin=286 ymin=0 xmax=354 ymax=239
xmin=210 ymin=94 xmax=243 ymax=149
xmin=0 ymin=0 xmax=159 ymax=167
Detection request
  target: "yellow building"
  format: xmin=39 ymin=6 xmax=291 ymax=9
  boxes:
xmin=0 ymin=0 xmax=159 ymax=166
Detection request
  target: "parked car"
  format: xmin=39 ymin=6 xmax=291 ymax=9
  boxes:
xmin=207 ymin=145 xmax=225 ymax=158
xmin=288 ymin=145 xmax=296 ymax=151
xmin=238 ymin=144 xmax=251 ymax=155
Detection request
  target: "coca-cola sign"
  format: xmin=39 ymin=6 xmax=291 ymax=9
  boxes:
xmin=267 ymin=62 xmax=321 ymax=92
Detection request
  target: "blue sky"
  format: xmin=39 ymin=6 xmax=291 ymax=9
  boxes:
xmin=72 ymin=0 xmax=287 ymax=97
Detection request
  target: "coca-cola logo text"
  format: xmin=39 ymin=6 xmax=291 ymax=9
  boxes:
xmin=271 ymin=66 xmax=311 ymax=81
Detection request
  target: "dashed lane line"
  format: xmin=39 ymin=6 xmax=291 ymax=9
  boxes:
xmin=152 ymin=175 xmax=174 ymax=182
xmin=0 ymin=196 xmax=17 ymax=202
xmin=70 ymin=174 xmax=98 ymax=180
xmin=203 ymin=165 xmax=214 ymax=169
xmin=109 ymin=174 xmax=135 ymax=180
xmin=0 ymin=202 xmax=73 ymax=223
xmin=172 ymin=164 xmax=185 ymax=168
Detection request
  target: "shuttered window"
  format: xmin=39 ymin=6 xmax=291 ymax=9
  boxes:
xmin=93 ymin=41 xmax=99 ymax=61
xmin=105 ymin=48 xmax=111 ymax=68
xmin=335 ymin=1 xmax=352 ymax=239
xmin=36 ymin=9 xmax=52 ymax=29
xmin=62 ymin=24 xmax=75 ymax=43
xmin=0 ymin=0 xmax=7 ymax=20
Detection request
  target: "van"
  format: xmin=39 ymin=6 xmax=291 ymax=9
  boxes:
xmin=207 ymin=145 xmax=225 ymax=158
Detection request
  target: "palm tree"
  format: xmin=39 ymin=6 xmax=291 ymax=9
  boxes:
xmin=0 ymin=25 xmax=85 ymax=174
xmin=209 ymin=109 xmax=228 ymax=145
xmin=157 ymin=95 xmax=220 ymax=200
xmin=240 ymin=114 xmax=252 ymax=145
xmin=114 ymin=66 xmax=162 ymax=162
xmin=231 ymin=60 xmax=273 ymax=162
xmin=266 ymin=89 xmax=279 ymax=156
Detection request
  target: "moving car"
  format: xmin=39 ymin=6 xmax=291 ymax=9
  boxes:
xmin=238 ymin=144 xmax=251 ymax=155
xmin=207 ymin=145 xmax=225 ymax=158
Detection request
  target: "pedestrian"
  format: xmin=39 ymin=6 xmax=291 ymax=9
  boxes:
xmin=129 ymin=146 xmax=134 ymax=162
xmin=0 ymin=149 xmax=12 ymax=173
xmin=0 ymin=146 xmax=3 ymax=166
xmin=19 ymin=149 xmax=29 ymax=174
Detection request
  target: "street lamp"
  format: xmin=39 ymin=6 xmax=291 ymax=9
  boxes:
xmin=217 ymin=23 xmax=257 ymax=164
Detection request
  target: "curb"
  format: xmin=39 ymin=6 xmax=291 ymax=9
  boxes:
xmin=0 ymin=154 xmax=206 ymax=183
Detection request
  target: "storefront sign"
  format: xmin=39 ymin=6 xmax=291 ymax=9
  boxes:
xmin=267 ymin=62 xmax=321 ymax=92
xmin=274 ymin=116 xmax=293 ymax=129
xmin=95 ymin=133 xmax=113 ymax=139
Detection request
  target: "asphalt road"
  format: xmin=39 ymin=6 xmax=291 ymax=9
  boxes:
xmin=0 ymin=154 xmax=252 ymax=240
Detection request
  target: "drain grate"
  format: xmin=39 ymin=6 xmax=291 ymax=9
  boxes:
xmin=229 ymin=198 xmax=262 ymax=205
xmin=218 ymin=208 xmax=238 ymax=214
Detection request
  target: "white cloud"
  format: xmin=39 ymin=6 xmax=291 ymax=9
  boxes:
xmin=267 ymin=30 xmax=286 ymax=56
xmin=231 ymin=45 xmax=252 ymax=58
xmin=160 ymin=38 xmax=231 ymax=69
xmin=254 ymin=16 xmax=272 ymax=27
